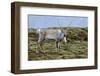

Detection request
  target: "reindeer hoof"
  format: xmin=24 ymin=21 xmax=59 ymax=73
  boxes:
xmin=35 ymin=50 xmax=40 ymax=54
xmin=41 ymin=51 xmax=45 ymax=54
xmin=37 ymin=50 xmax=45 ymax=54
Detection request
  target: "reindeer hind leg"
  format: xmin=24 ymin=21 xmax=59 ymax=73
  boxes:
xmin=55 ymin=41 xmax=60 ymax=52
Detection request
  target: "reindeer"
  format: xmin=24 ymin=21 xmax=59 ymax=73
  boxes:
xmin=36 ymin=27 xmax=67 ymax=53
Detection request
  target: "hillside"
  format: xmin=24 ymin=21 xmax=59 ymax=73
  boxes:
xmin=28 ymin=27 xmax=88 ymax=60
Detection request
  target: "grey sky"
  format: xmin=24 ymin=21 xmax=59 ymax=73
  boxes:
xmin=28 ymin=15 xmax=88 ymax=28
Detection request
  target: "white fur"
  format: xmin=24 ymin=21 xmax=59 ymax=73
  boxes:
xmin=64 ymin=37 xmax=67 ymax=43
xmin=37 ymin=29 xmax=41 ymax=33
xmin=58 ymin=29 xmax=61 ymax=33
xmin=38 ymin=29 xmax=41 ymax=32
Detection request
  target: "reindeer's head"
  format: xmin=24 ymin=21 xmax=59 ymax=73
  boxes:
xmin=59 ymin=28 xmax=67 ymax=43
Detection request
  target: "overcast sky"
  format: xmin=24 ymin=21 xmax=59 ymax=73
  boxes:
xmin=28 ymin=15 xmax=88 ymax=28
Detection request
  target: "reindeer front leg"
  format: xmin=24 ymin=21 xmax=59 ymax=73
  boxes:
xmin=36 ymin=32 xmax=45 ymax=54
xmin=36 ymin=41 xmax=45 ymax=54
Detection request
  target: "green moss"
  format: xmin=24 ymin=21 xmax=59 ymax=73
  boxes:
xmin=28 ymin=28 xmax=88 ymax=60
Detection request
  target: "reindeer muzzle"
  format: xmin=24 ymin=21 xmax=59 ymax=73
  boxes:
xmin=64 ymin=37 xmax=67 ymax=43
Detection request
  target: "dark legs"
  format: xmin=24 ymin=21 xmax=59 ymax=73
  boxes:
xmin=55 ymin=41 xmax=60 ymax=52
xmin=37 ymin=41 xmax=60 ymax=53
xmin=37 ymin=39 xmax=61 ymax=53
